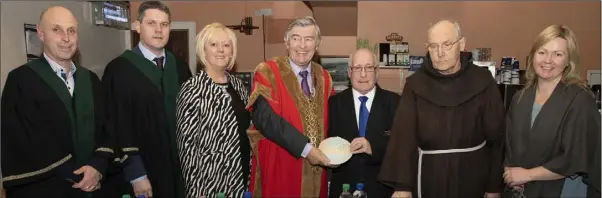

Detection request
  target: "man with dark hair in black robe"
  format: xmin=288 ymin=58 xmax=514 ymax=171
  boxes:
xmin=1 ymin=5 xmax=116 ymax=198
xmin=102 ymin=1 xmax=191 ymax=198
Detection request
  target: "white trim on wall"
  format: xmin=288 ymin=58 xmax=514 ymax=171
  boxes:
xmin=587 ymin=69 xmax=601 ymax=86
xmin=599 ymin=0 xmax=602 ymax=86
xmin=172 ymin=21 xmax=197 ymax=73
xmin=123 ymin=21 xmax=197 ymax=73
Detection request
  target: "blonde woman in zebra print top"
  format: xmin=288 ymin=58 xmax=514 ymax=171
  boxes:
xmin=175 ymin=22 xmax=251 ymax=198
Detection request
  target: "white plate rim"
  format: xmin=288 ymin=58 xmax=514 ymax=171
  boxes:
xmin=319 ymin=137 xmax=352 ymax=165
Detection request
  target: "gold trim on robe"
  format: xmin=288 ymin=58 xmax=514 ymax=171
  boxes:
xmin=247 ymin=129 xmax=264 ymax=197
xmin=246 ymin=62 xmax=278 ymax=109
xmin=2 ymin=154 xmax=72 ymax=182
xmin=114 ymin=154 xmax=129 ymax=163
xmin=246 ymin=83 xmax=274 ymax=110
xmin=273 ymin=57 xmax=327 ymax=197
xmin=95 ymin=147 xmax=114 ymax=153
xmin=122 ymin=147 xmax=139 ymax=152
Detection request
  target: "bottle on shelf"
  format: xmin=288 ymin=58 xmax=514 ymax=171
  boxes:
xmin=340 ymin=183 xmax=353 ymax=198
xmin=352 ymin=183 xmax=368 ymax=198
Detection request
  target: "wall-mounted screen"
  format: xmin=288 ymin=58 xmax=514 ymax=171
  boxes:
xmin=90 ymin=1 xmax=130 ymax=30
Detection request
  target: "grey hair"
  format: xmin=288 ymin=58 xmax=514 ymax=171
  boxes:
xmin=348 ymin=48 xmax=379 ymax=67
xmin=428 ymin=19 xmax=463 ymax=39
xmin=283 ymin=16 xmax=321 ymax=44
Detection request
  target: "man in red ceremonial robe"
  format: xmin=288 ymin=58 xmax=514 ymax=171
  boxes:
xmin=246 ymin=16 xmax=335 ymax=198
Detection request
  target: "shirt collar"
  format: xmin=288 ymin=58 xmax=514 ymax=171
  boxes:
xmin=43 ymin=53 xmax=76 ymax=74
xmin=138 ymin=42 xmax=165 ymax=62
xmin=352 ymin=86 xmax=377 ymax=100
xmin=289 ymin=58 xmax=312 ymax=76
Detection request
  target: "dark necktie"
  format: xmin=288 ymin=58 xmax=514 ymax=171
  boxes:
xmin=358 ymin=96 xmax=369 ymax=137
xmin=153 ymin=56 xmax=164 ymax=69
xmin=59 ymin=70 xmax=68 ymax=82
xmin=299 ymin=70 xmax=310 ymax=97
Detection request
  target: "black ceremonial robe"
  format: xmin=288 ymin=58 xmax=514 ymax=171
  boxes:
xmin=504 ymin=82 xmax=601 ymax=197
xmin=102 ymin=49 xmax=191 ymax=198
xmin=1 ymin=58 xmax=116 ymax=198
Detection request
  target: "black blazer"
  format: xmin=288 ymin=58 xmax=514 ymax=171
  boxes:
xmin=327 ymin=86 xmax=400 ymax=198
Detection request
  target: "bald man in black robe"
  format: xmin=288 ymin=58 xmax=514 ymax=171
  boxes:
xmin=1 ymin=6 xmax=117 ymax=198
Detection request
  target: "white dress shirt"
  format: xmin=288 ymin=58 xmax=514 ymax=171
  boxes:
xmin=352 ymin=87 xmax=376 ymax=127
xmin=44 ymin=53 xmax=76 ymax=96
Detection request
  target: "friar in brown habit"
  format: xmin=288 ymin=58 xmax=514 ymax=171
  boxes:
xmin=379 ymin=20 xmax=506 ymax=198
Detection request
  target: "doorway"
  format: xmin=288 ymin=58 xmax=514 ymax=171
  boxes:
xmin=125 ymin=21 xmax=197 ymax=73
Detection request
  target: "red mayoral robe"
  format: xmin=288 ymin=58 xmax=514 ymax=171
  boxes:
xmin=246 ymin=56 xmax=334 ymax=198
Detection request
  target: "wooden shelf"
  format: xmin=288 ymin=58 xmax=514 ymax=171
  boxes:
xmin=379 ymin=66 xmax=409 ymax=69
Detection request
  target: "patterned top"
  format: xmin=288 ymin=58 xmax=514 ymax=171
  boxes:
xmin=44 ymin=53 xmax=76 ymax=96
xmin=175 ymin=70 xmax=251 ymax=198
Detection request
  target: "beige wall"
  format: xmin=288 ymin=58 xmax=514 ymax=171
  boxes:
xmin=129 ymin=1 xmax=600 ymax=93
xmin=129 ymin=1 xmax=312 ymax=73
xmin=357 ymin=1 xmax=601 ymax=92
xmin=0 ymin=1 xmax=126 ymax=88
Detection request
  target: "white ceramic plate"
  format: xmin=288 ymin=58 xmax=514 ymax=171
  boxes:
xmin=318 ymin=137 xmax=352 ymax=165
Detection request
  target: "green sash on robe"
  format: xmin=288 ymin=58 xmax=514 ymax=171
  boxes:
xmin=120 ymin=50 xmax=185 ymax=198
xmin=120 ymin=50 xmax=179 ymax=148
xmin=27 ymin=59 xmax=96 ymax=197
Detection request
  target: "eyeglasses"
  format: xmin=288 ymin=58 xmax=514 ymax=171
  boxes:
xmin=426 ymin=37 xmax=463 ymax=52
xmin=349 ymin=66 xmax=377 ymax=72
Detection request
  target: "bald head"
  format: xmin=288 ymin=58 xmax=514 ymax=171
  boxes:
xmin=37 ymin=5 xmax=78 ymax=68
xmin=426 ymin=20 xmax=466 ymax=75
xmin=428 ymin=20 xmax=462 ymax=41
xmin=349 ymin=48 xmax=377 ymax=67
xmin=39 ymin=6 xmax=77 ymax=28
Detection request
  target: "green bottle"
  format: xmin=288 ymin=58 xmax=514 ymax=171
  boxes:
xmin=217 ymin=192 xmax=225 ymax=198
xmin=121 ymin=195 xmax=131 ymax=198
xmin=340 ymin=184 xmax=352 ymax=198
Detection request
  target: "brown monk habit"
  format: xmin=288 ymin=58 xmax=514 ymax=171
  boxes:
xmin=379 ymin=52 xmax=506 ymax=198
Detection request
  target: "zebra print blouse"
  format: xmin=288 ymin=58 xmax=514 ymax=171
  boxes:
xmin=175 ymin=70 xmax=251 ymax=198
